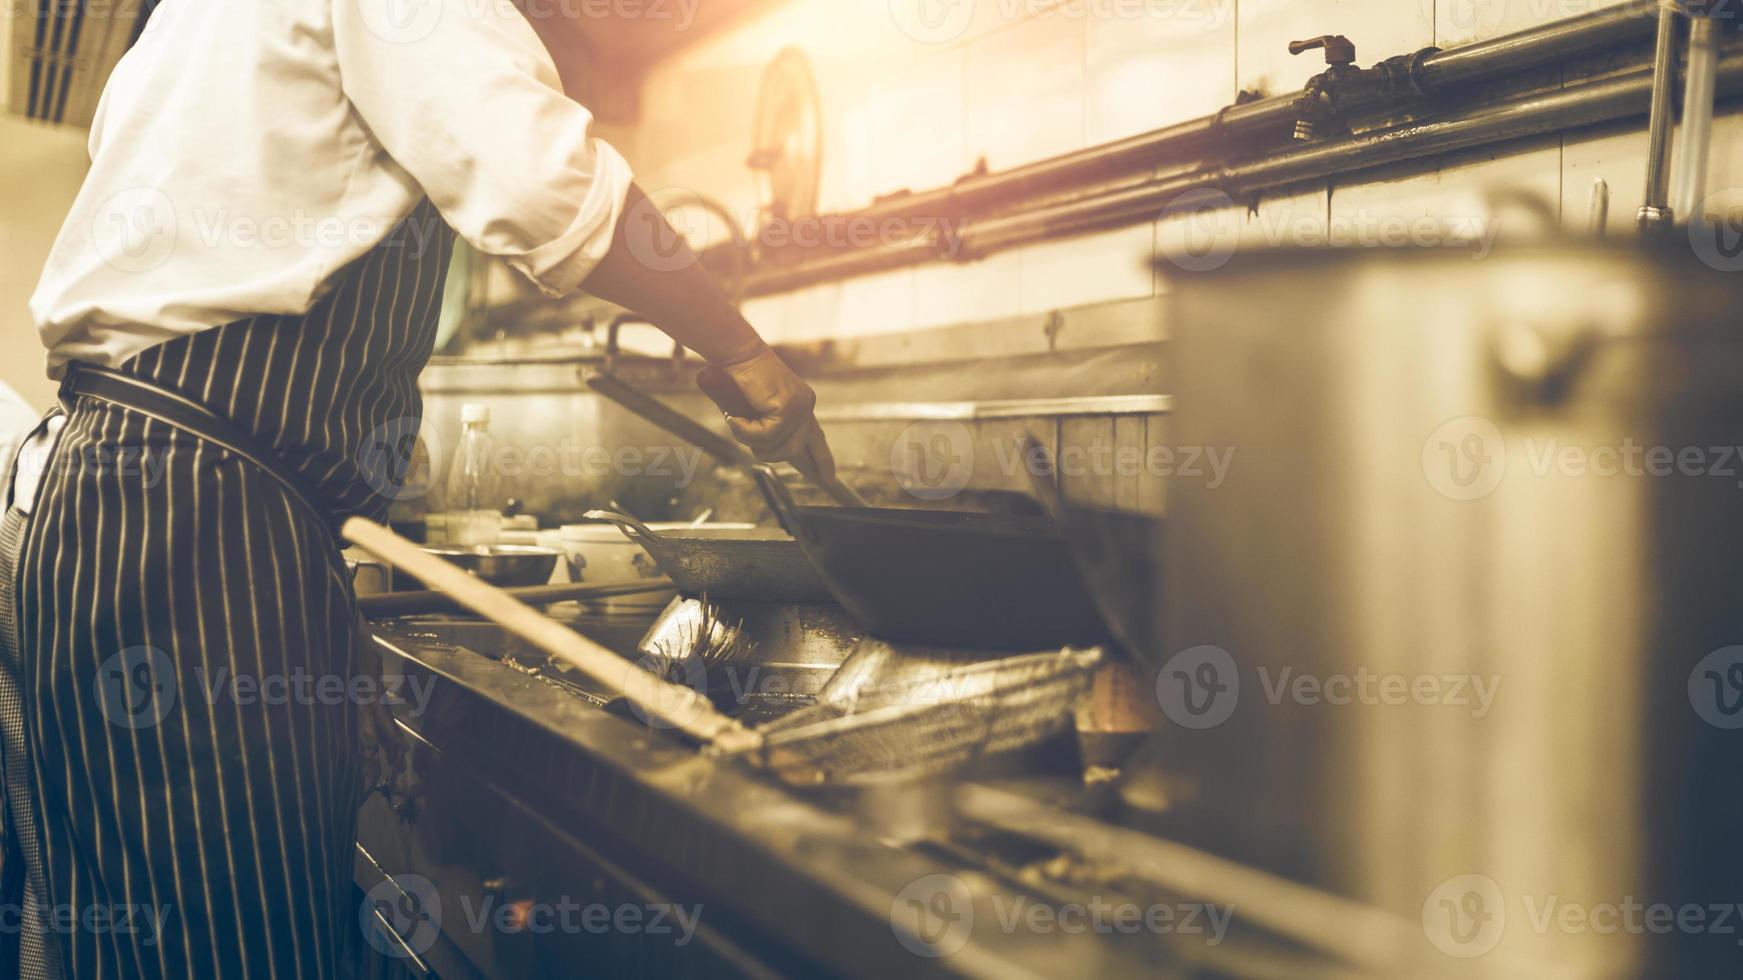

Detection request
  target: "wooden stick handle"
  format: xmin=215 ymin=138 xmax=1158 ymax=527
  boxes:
xmin=357 ymin=579 xmax=673 ymax=619
xmin=342 ymin=518 xmax=761 ymax=754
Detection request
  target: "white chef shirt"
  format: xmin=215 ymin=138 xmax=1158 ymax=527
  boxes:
xmin=0 ymin=381 xmax=42 ymax=496
xmin=30 ymin=0 xmax=633 ymax=378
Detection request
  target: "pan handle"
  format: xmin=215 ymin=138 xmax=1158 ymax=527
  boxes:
xmin=581 ymin=508 xmax=664 ymax=544
xmin=587 ymin=372 xmax=758 ymax=469
xmin=592 ymin=369 xmax=864 ymax=516
xmin=699 ymin=366 xmax=869 ymax=509
xmin=748 ymin=463 xmax=816 ymax=544
xmin=1020 ymin=436 xmax=1066 ymax=521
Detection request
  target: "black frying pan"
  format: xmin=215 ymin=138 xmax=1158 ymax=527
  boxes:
xmin=748 ymin=467 xmax=1112 ymax=651
xmin=588 ymin=371 xmax=1113 ymax=651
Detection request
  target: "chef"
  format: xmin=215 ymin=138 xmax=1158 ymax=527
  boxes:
xmin=5 ymin=2 xmax=837 ymax=977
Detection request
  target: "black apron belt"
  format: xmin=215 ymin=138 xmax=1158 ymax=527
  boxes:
xmin=60 ymin=364 xmax=342 ymax=539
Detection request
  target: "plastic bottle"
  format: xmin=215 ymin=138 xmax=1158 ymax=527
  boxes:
xmin=444 ymin=403 xmax=501 ymax=547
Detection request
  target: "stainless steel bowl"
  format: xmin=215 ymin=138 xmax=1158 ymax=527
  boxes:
xmin=404 ymin=545 xmax=562 ymax=589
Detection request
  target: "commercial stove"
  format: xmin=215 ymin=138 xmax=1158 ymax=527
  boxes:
xmin=368 ymin=244 xmax=1743 ymax=979
xmin=354 ymin=598 xmax=1367 ymax=980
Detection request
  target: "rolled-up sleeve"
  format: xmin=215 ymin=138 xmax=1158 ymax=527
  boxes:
xmin=332 ymin=0 xmax=633 ymax=297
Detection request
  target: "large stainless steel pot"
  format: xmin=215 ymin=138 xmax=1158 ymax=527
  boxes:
xmin=1140 ymin=244 xmax=1743 ymax=977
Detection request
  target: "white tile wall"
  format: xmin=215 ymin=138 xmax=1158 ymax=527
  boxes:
xmin=781 ymin=282 xmax=848 ymax=343
xmin=1239 ymin=187 xmax=1331 ymax=251
xmin=617 ymin=0 xmax=1743 ymax=344
xmin=836 ymin=267 xmax=919 ymax=336
xmin=738 ymin=295 xmax=788 ymax=342
xmin=1154 ymin=190 xmax=1244 ymax=285
xmin=1691 ymin=111 xmax=1743 ymax=221
xmin=964 ymin=13 xmax=1087 ymax=172
xmin=1237 ymin=0 xmax=1432 ymax=97
xmin=1083 ymin=1 xmax=1237 ymax=145
xmin=1561 ymin=121 xmax=1647 ymax=236
xmin=1018 ymin=223 xmax=1157 ymax=314
xmin=1151 ymin=186 xmax=1331 ymax=290
xmin=887 ymin=0 xmax=1070 ymax=52
xmin=914 ymin=249 xmax=1024 ymax=328
xmin=845 ymin=48 xmax=968 ymax=203
xmin=1434 ymin=0 xmax=1633 ymax=48
xmin=1330 ymin=138 xmax=1564 ymax=252
xmin=1559 ymin=107 xmax=1743 ymax=235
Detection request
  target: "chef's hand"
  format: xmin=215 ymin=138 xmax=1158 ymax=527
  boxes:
xmin=698 ymin=349 xmax=837 ymax=482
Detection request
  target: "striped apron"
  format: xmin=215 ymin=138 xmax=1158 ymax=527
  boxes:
xmin=0 ymin=198 xmax=454 ymax=979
